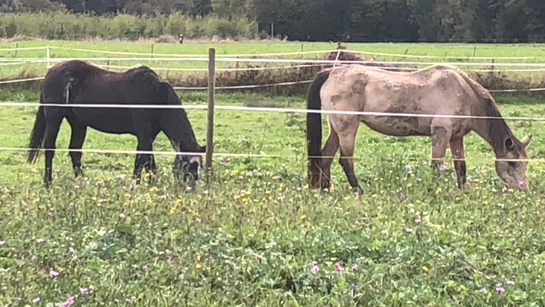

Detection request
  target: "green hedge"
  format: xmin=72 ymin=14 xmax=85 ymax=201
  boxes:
xmin=0 ymin=11 xmax=258 ymax=40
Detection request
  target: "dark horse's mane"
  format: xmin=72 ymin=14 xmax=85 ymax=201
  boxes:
xmin=124 ymin=65 xmax=164 ymax=93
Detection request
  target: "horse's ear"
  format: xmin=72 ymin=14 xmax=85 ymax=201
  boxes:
xmin=505 ymin=137 xmax=515 ymax=151
xmin=521 ymin=135 xmax=533 ymax=148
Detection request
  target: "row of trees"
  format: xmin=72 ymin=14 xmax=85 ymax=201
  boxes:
xmin=1 ymin=0 xmax=544 ymax=42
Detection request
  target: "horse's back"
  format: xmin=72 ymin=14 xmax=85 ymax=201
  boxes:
xmin=320 ymin=64 xmax=476 ymax=137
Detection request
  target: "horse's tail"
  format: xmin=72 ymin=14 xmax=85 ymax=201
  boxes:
xmin=306 ymin=68 xmax=332 ymax=187
xmin=27 ymin=94 xmax=46 ymax=164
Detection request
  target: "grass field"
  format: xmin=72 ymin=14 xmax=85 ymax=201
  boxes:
xmin=2 ymin=40 xmax=545 ymax=306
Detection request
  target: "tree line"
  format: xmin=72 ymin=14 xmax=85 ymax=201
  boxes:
xmin=1 ymin=0 xmax=544 ymax=42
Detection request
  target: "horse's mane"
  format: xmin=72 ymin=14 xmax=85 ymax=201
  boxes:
xmin=125 ymin=66 xmax=164 ymax=93
xmin=432 ymin=64 xmax=519 ymax=149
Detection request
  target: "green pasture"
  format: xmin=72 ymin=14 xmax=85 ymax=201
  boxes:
xmin=1 ymin=40 xmax=545 ymax=84
xmin=2 ymin=41 xmax=545 ymax=306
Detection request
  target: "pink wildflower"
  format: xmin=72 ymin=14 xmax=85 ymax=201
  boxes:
xmin=495 ymin=284 xmax=505 ymax=293
xmin=33 ymin=297 xmax=40 ymax=303
xmin=406 ymin=228 xmax=413 ymax=234
xmin=335 ymin=262 xmax=344 ymax=273
xmin=49 ymin=269 xmax=59 ymax=277
xmin=480 ymin=288 xmax=487 ymax=295
xmin=119 ymin=213 xmax=126 ymax=219
xmin=80 ymin=287 xmax=89 ymax=296
xmin=352 ymin=264 xmax=358 ymax=272
xmin=36 ymin=238 xmax=45 ymax=243
xmin=61 ymin=296 xmax=75 ymax=307
xmin=507 ymin=280 xmax=515 ymax=286
xmin=381 ymin=229 xmax=388 ymax=235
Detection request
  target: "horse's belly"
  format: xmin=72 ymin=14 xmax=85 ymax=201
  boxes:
xmin=362 ymin=116 xmax=431 ymax=137
xmin=73 ymin=109 xmax=134 ymax=134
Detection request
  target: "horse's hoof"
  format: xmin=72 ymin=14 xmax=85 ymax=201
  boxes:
xmin=354 ymin=186 xmax=364 ymax=195
xmin=131 ymin=179 xmax=140 ymax=190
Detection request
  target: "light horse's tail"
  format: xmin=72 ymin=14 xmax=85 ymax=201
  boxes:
xmin=306 ymin=68 xmax=332 ymax=187
xmin=27 ymin=93 xmax=46 ymax=164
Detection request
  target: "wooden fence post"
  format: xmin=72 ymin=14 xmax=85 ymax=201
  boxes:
xmin=205 ymin=48 xmax=216 ymax=181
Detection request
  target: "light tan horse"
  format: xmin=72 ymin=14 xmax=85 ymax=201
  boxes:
xmin=306 ymin=64 xmax=533 ymax=193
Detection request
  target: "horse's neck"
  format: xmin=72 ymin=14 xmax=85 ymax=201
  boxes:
xmin=471 ymin=99 xmax=513 ymax=156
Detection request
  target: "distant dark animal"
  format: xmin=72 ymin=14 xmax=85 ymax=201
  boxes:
xmin=27 ymin=60 xmax=206 ymax=186
xmin=306 ymin=64 xmax=533 ymax=193
xmin=179 ymin=34 xmax=184 ymax=44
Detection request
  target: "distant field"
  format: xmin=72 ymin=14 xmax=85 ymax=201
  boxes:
xmin=1 ymin=40 xmax=545 ymax=82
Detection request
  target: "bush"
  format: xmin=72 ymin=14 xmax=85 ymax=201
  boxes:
xmin=0 ymin=11 xmax=258 ymax=40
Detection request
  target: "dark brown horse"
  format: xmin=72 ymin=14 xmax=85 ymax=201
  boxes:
xmin=27 ymin=60 xmax=206 ymax=186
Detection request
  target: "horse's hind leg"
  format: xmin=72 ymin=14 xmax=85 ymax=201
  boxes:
xmin=319 ymin=123 xmax=340 ymax=190
xmin=337 ymin=120 xmax=364 ymax=193
xmin=43 ymin=110 xmax=64 ymax=185
xmin=449 ymin=136 xmax=467 ymax=188
xmin=66 ymin=116 xmax=87 ymax=178
xmin=430 ymin=124 xmax=452 ymax=179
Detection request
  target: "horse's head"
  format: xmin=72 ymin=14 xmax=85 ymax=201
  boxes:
xmin=495 ymin=135 xmax=532 ymax=190
xmin=172 ymin=145 xmax=206 ymax=182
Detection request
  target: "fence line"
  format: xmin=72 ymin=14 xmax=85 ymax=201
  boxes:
xmin=49 ymin=46 xmax=339 ymax=58
xmin=2 ymin=102 xmax=545 ymax=121
xmin=1 ymin=76 xmax=545 ymax=92
xmin=2 ymin=45 xmax=539 ymax=61
xmin=7 ymin=59 xmax=545 ymax=72
xmin=0 ymin=46 xmax=49 ymax=52
xmin=0 ymin=77 xmax=45 ymax=85
xmin=0 ymin=146 xmax=543 ymax=163
xmin=3 ymin=55 xmax=545 ymax=67
xmin=353 ymin=49 xmax=535 ymax=60
xmin=94 ymin=63 xmax=327 ymax=72
xmin=2 ymin=77 xmax=545 ymax=92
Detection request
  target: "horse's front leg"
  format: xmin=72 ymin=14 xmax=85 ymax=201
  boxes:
xmin=132 ymin=136 xmax=154 ymax=185
xmin=144 ymin=154 xmax=157 ymax=184
xmin=449 ymin=136 xmax=467 ymax=188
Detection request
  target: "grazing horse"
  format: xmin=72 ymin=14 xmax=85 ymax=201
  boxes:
xmin=306 ymin=64 xmax=533 ymax=193
xmin=27 ymin=60 xmax=206 ymax=185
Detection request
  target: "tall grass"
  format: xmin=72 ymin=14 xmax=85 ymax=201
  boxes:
xmin=0 ymin=11 xmax=258 ymax=40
